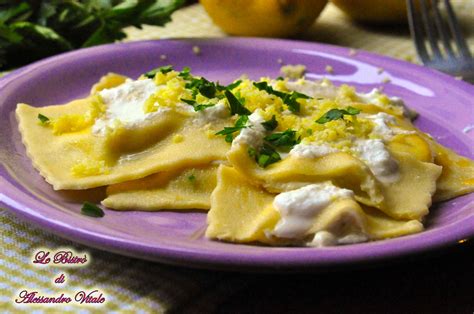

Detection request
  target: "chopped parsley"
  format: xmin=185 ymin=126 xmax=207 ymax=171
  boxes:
xmin=37 ymin=113 xmax=50 ymax=124
xmin=180 ymin=98 xmax=214 ymax=112
xmin=246 ymin=127 xmax=300 ymax=168
xmin=261 ymin=115 xmax=278 ymax=131
xmin=81 ymin=202 xmax=104 ymax=218
xmin=215 ymin=115 xmax=249 ymax=143
xmin=248 ymin=147 xmax=257 ymax=158
xmin=253 ymin=81 xmax=311 ymax=113
xmin=194 ymin=104 xmax=214 ymax=111
xmin=198 ymin=80 xmax=217 ymax=98
xmin=224 ymin=80 xmax=242 ymax=90
xmin=264 ymin=129 xmax=299 ymax=149
xmin=180 ymin=98 xmax=196 ymax=106
xmin=248 ymin=144 xmax=281 ymax=168
xmin=143 ymin=65 xmax=173 ymax=78
xmin=188 ymin=174 xmax=196 ymax=182
xmin=178 ymin=66 xmax=192 ymax=79
xmin=225 ymin=90 xmax=251 ymax=115
xmin=316 ymin=107 xmax=361 ymax=124
xmin=253 ymin=81 xmax=286 ymax=98
xmin=216 ymin=80 xmax=244 ymax=93
xmin=185 ymin=77 xmax=217 ymax=99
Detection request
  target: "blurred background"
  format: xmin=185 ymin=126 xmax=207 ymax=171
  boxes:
xmin=1 ymin=0 xmax=473 ymax=71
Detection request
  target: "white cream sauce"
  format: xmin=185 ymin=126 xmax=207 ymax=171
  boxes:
xmin=284 ymin=80 xmax=338 ymax=99
xmin=272 ymin=183 xmax=354 ymax=239
xmin=354 ymin=139 xmax=399 ymax=184
xmin=233 ymin=111 xmax=267 ymax=148
xmin=357 ymin=88 xmax=417 ymax=120
xmin=290 ymin=143 xmax=339 ymax=159
xmin=93 ymin=79 xmax=159 ymax=134
xmin=193 ymin=101 xmax=229 ymax=124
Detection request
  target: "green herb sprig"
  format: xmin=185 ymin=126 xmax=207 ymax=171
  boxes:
xmin=261 ymin=115 xmax=278 ymax=131
xmin=180 ymin=98 xmax=214 ymax=112
xmin=247 ymin=128 xmax=299 ymax=168
xmin=0 ymin=0 xmax=185 ymax=70
xmin=37 ymin=113 xmax=50 ymax=124
xmin=248 ymin=144 xmax=282 ymax=168
xmin=225 ymin=90 xmax=251 ymax=116
xmin=316 ymin=107 xmax=361 ymax=124
xmin=187 ymin=174 xmax=196 ymax=182
xmin=81 ymin=202 xmax=104 ymax=218
xmin=144 ymin=65 xmax=173 ymax=79
xmin=253 ymin=81 xmax=311 ymax=113
xmin=215 ymin=115 xmax=249 ymax=143
xmin=264 ymin=129 xmax=299 ymax=149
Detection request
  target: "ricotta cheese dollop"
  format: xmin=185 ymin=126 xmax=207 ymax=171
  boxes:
xmin=284 ymin=80 xmax=338 ymax=99
xmin=272 ymin=183 xmax=354 ymax=240
xmin=289 ymin=143 xmax=339 ymax=159
xmin=366 ymin=112 xmax=415 ymax=140
xmin=194 ymin=101 xmax=229 ymax=124
xmin=357 ymin=88 xmax=417 ymax=120
xmin=233 ymin=111 xmax=267 ymax=148
xmin=310 ymin=230 xmax=368 ymax=247
xmin=354 ymin=139 xmax=399 ymax=183
xmin=92 ymin=79 xmax=159 ymax=134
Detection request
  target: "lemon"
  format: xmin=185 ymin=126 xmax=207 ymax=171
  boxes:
xmin=332 ymin=0 xmax=411 ymax=24
xmin=200 ymin=0 xmax=328 ymax=37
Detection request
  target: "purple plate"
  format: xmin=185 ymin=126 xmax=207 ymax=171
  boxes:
xmin=1 ymin=38 xmax=473 ymax=271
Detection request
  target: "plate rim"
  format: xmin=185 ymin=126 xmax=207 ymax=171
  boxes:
xmin=1 ymin=37 xmax=473 ymax=272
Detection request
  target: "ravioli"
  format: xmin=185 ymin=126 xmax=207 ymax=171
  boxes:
xmin=227 ymin=144 xmax=383 ymax=206
xmin=16 ymin=66 xmax=474 ymax=248
xmin=103 ymin=164 xmax=218 ymax=210
xmin=16 ymin=71 xmax=231 ymax=190
xmin=207 ymin=165 xmax=424 ymax=244
xmin=431 ymin=142 xmax=474 ymax=202
xmin=17 ymin=101 xmax=229 ymax=190
xmin=226 ymin=119 xmax=442 ymax=221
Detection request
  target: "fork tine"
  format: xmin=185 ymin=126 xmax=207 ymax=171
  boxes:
xmin=444 ymin=0 xmax=472 ymax=59
xmin=431 ymin=0 xmax=455 ymax=58
xmin=407 ymin=0 xmax=430 ymax=63
xmin=419 ymin=0 xmax=443 ymax=59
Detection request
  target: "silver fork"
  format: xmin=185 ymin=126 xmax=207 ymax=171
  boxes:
xmin=407 ymin=0 xmax=474 ymax=82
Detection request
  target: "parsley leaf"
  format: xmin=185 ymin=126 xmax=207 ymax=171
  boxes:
xmin=37 ymin=113 xmax=50 ymax=124
xmin=253 ymin=81 xmax=286 ymax=98
xmin=257 ymin=144 xmax=281 ymax=168
xmin=225 ymin=80 xmax=242 ymax=90
xmin=0 ymin=1 xmax=185 ymax=70
xmin=215 ymin=115 xmax=249 ymax=142
xmin=261 ymin=115 xmax=278 ymax=131
xmin=253 ymin=81 xmax=311 ymax=113
xmin=185 ymin=77 xmax=217 ymax=98
xmin=178 ymin=66 xmax=192 ymax=79
xmin=180 ymin=98 xmax=196 ymax=106
xmin=216 ymin=80 xmax=242 ymax=92
xmin=188 ymin=174 xmax=196 ymax=182
xmin=283 ymin=95 xmax=300 ymax=113
xmin=194 ymin=104 xmax=214 ymax=111
xmin=198 ymin=80 xmax=217 ymax=98
xmin=180 ymin=98 xmax=214 ymax=112
xmin=225 ymin=90 xmax=251 ymax=115
xmin=248 ymin=147 xmax=257 ymax=158
xmin=81 ymin=202 xmax=104 ymax=218
xmin=316 ymin=107 xmax=361 ymax=124
xmin=144 ymin=65 xmax=173 ymax=78
xmin=346 ymin=106 xmax=361 ymax=115
xmin=264 ymin=129 xmax=299 ymax=149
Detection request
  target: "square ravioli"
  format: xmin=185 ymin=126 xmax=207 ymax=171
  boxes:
xmin=16 ymin=66 xmax=474 ymax=247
